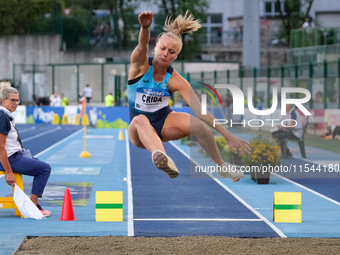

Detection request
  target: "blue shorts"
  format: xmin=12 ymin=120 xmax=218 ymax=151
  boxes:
xmin=129 ymin=106 xmax=173 ymax=139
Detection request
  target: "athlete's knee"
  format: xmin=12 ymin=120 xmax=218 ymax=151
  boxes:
xmin=131 ymin=115 xmax=150 ymax=128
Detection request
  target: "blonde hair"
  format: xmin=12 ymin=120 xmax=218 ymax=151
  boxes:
xmin=0 ymin=82 xmax=18 ymax=105
xmin=157 ymin=11 xmax=201 ymax=51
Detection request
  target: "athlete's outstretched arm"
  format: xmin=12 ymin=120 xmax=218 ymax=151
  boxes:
xmin=129 ymin=11 xmax=153 ymax=79
xmin=169 ymin=71 xmax=251 ymax=156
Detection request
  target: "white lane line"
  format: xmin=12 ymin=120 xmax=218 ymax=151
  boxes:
xmin=33 ymin=128 xmax=84 ymax=157
xmin=211 ymin=178 xmax=286 ymax=238
xmin=126 ymin=130 xmax=134 ymax=237
xmin=169 ymin=141 xmax=287 ymax=238
xmin=21 ymin=126 xmax=62 ymax=142
xmin=134 ymin=218 xmax=263 ymax=222
xmin=86 ymin=135 xmax=114 ymax=139
xmin=272 ymin=173 xmax=340 ymax=206
xmin=17 ymin=126 xmax=36 ymax=133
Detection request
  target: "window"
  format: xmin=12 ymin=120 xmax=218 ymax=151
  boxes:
xmin=264 ymin=1 xmax=285 ymax=16
xmin=201 ymin=14 xmax=223 ymax=45
xmin=210 ymin=14 xmax=222 ymax=23
xmin=265 ymin=2 xmax=272 ymax=13
xmin=274 ymin=2 xmax=281 ymax=13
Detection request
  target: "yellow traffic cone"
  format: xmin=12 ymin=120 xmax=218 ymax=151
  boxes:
xmin=52 ymin=114 xmax=60 ymax=125
xmin=118 ymin=130 xmax=124 ymax=140
xmin=61 ymin=114 xmax=69 ymax=125
xmin=74 ymin=115 xmax=80 ymax=125
xmin=81 ymin=113 xmax=89 ymax=126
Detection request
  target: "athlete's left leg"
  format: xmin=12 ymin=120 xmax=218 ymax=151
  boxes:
xmin=161 ymin=112 xmax=244 ymax=181
xmin=161 ymin=112 xmax=223 ymax=165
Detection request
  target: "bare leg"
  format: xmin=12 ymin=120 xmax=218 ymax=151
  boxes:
xmin=128 ymin=115 xmax=179 ymax=178
xmin=162 ymin=112 xmax=243 ymax=181
xmin=162 ymin=112 xmax=223 ymax=165
xmin=129 ymin=113 xmax=224 ymax=164
xmin=128 ymin=115 xmax=165 ymax=153
xmin=30 ymin=194 xmax=38 ymax=204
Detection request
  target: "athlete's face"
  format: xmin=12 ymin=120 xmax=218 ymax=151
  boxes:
xmin=154 ymin=37 xmax=180 ymax=66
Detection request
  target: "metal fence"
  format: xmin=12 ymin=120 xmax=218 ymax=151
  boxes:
xmin=187 ymin=60 xmax=340 ymax=110
xmin=290 ymin=27 xmax=340 ymax=49
xmin=12 ymin=61 xmax=184 ymax=105
xmin=287 ymin=44 xmax=340 ymax=65
xmin=13 ymin=59 xmax=340 ymax=110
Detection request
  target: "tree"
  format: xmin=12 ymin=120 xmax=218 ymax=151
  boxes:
xmin=276 ymin=0 xmax=314 ymax=43
xmin=104 ymin=0 xmax=138 ymax=50
xmin=62 ymin=0 xmax=140 ymax=50
xmin=0 ymin=0 xmax=64 ymax=35
xmin=153 ymin=0 xmax=209 ymax=60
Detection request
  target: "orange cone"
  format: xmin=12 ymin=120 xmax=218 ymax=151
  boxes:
xmin=59 ymin=188 xmax=78 ymax=221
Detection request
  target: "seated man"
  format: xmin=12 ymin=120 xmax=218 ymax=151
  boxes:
xmin=272 ymin=104 xmax=304 ymax=158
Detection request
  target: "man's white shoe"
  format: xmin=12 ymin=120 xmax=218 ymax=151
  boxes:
xmin=218 ymin=162 xmax=244 ymax=182
xmin=152 ymin=150 xmax=179 ymax=178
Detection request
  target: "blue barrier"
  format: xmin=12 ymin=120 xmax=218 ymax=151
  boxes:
xmin=25 ymin=106 xmax=191 ymax=127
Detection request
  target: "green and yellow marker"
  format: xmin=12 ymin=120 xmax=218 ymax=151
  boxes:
xmin=96 ymin=191 xmax=123 ymax=222
xmin=273 ymin=192 xmax=302 ymax=223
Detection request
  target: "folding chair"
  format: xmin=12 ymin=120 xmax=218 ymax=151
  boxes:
xmin=0 ymin=171 xmax=24 ymax=217
xmin=282 ymin=117 xmax=309 ymax=159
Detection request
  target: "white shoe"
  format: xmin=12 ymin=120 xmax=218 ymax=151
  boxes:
xmin=218 ymin=162 xmax=244 ymax=182
xmin=152 ymin=150 xmax=179 ymax=178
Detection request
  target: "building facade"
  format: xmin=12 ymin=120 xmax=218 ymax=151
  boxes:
xmin=137 ymin=0 xmax=340 ymax=47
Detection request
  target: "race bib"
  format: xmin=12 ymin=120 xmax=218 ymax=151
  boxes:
xmin=135 ymin=88 xmax=170 ymax=112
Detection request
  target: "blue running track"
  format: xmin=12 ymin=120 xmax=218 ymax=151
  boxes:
xmin=0 ymin=125 xmax=340 ymax=255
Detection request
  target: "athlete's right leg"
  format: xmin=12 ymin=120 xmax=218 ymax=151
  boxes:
xmin=128 ymin=115 xmax=165 ymax=153
xmin=128 ymin=115 xmax=179 ymax=178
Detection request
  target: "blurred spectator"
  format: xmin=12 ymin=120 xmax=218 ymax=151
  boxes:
xmin=121 ymin=89 xmax=128 ymax=106
xmin=83 ymin=84 xmax=93 ymax=103
xmin=217 ymin=26 xmax=222 ymax=44
xmin=33 ymin=94 xmax=43 ymax=106
xmin=333 ymin=126 xmax=340 ymax=140
xmin=78 ymin=94 xmax=85 ymax=105
xmin=302 ymin=17 xmax=315 ymax=29
xmin=323 ymin=125 xmax=333 ymax=140
xmin=95 ymin=21 xmax=111 ymax=49
xmin=323 ymin=126 xmax=340 ymax=140
xmin=239 ymin=25 xmax=243 ymax=43
xmin=60 ymin=93 xmax=69 ymax=106
xmin=233 ymin=27 xmax=239 ymax=44
xmin=272 ymin=104 xmax=303 ymax=158
xmin=105 ymin=92 xmax=114 ymax=107
xmin=314 ymin=91 xmax=323 ymax=103
xmin=49 ymin=91 xmax=61 ymax=107
xmin=92 ymin=25 xmax=102 ymax=43
xmin=100 ymin=21 xmax=110 ymax=36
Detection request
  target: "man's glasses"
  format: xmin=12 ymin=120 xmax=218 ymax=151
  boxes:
xmin=6 ymin=98 xmax=20 ymax=104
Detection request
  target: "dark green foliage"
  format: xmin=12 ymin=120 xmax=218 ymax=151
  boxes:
xmin=62 ymin=17 xmax=86 ymax=48
xmin=276 ymin=0 xmax=314 ymax=43
xmin=0 ymin=0 xmax=63 ymax=35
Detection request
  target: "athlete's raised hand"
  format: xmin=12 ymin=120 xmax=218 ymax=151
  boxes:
xmin=138 ymin=11 xmax=153 ymax=28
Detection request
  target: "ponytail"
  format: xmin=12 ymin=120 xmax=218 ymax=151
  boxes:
xmin=158 ymin=11 xmax=201 ymax=51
